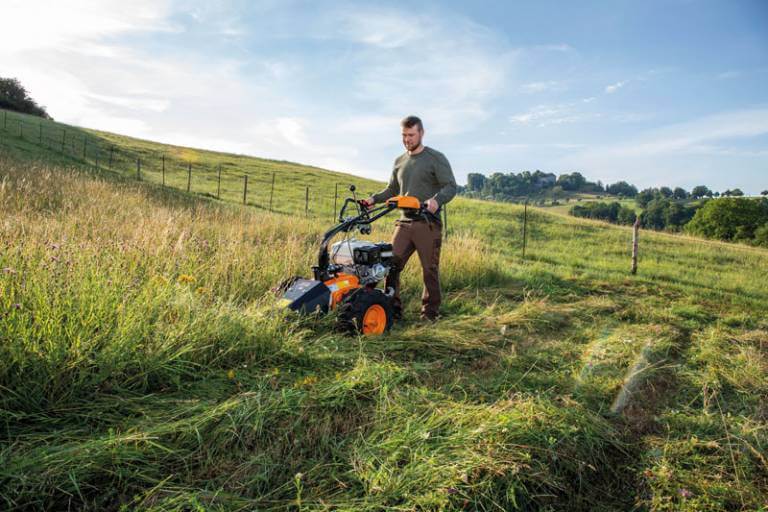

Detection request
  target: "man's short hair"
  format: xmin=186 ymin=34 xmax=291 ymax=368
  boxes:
xmin=401 ymin=115 xmax=423 ymax=131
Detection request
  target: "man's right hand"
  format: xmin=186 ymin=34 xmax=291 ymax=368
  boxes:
xmin=360 ymin=197 xmax=375 ymax=209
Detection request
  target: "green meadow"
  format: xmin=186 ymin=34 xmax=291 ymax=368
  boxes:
xmin=0 ymin=111 xmax=766 ymax=511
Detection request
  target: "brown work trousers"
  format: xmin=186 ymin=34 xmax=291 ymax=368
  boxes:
xmin=385 ymin=218 xmax=442 ymax=319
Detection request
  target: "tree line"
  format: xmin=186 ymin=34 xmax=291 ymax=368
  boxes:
xmin=571 ymin=197 xmax=768 ymax=248
xmin=462 ymin=171 xmax=604 ymax=200
xmin=0 ymin=77 xmax=51 ymax=119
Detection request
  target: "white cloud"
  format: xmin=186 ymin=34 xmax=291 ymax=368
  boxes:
xmin=555 ymin=108 xmax=768 ymax=191
xmin=333 ymin=7 xmax=517 ymax=136
xmin=509 ymin=103 xmax=600 ymax=127
xmin=520 ymin=81 xmax=565 ymax=94
xmin=604 ymin=80 xmax=628 ymax=94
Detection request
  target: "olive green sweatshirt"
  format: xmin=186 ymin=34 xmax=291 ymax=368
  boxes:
xmin=371 ymin=146 xmax=457 ymax=208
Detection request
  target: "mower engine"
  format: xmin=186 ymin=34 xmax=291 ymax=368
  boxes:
xmin=329 ymin=239 xmax=394 ymax=285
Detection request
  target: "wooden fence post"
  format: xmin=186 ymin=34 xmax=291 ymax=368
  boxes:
xmin=83 ymin=138 xmax=87 ymax=159
xmin=268 ymin=172 xmax=275 ymax=212
xmin=243 ymin=175 xmax=248 ymax=205
xmin=631 ymin=218 xmax=640 ymax=275
xmin=39 ymin=123 xmax=42 ymax=143
xmin=522 ymin=199 xmax=529 ymax=261
xmin=161 ymin=154 xmax=165 ymax=186
xmin=18 ymin=120 xmax=23 ymax=138
xmin=136 ymin=158 xmax=141 ymax=180
xmin=305 ymin=186 xmax=309 ymax=217
xmin=333 ymin=182 xmax=339 ymax=220
xmin=217 ymin=164 xmax=222 ymax=199
xmin=61 ymin=130 xmax=66 ymax=152
xmin=2 ymin=111 xmax=6 ymax=130
xmin=109 ymin=146 xmax=114 ymax=169
xmin=187 ymin=162 xmax=192 ymax=192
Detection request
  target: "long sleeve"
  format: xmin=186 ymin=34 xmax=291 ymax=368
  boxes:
xmin=371 ymin=165 xmax=400 ymax=203
xmin=432 ymin=152 xmax=457 ymax=206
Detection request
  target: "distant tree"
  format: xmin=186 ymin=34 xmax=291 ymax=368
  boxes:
xmin=714 ymin=191 xmax=721 ymax=198
xmin=686 ymin=197 xmax=768 ymax=242
xmin=640 ymin=198 xmax=698 ymax=231
xmin=606 ymin=181 xmax=638 ymax=197
xmin=761 ymin=190 xmax=768 ymax=196
xmin=636 ymin=188 xmax=658 ymax=208
xmin=466 ymin=173 xmax=486 ymax=192
xmin=672 ymin=187 xmax=689 ymax=200
xmin=691 ymin=185 xmax=713 ymax=199
xmin=617 ymin=207 xmax=637 ymax=225
xmin=641 ymin=199 xmax=670 ymax=230
xmin=659 ymin=186 xmax=674 ymax=198
xmin=754 ymin=223 xmax=768 ymax=247
xmin=0 ymin=77 xmax=51 ymax=119
xmin=731 ymin=188 xmax=744 ymax=197
xmin=556 ymin=172 xmax=587 ymax=191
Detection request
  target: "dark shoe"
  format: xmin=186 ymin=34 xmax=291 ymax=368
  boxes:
xmin=419 ymin=312 xmax=440 ymax=323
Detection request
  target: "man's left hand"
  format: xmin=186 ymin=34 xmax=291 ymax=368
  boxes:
xmin=425 ymin=198 xmax=439 ymax=214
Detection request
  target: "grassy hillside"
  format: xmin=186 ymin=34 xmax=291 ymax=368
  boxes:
xmin=0 ymin=108 xmax=384 ymax=218
xmin=1 ymin=131 xmax=767 ymax=510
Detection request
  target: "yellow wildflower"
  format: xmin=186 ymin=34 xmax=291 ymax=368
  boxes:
xmin=177 ymin=274 xmax=195 ymax=284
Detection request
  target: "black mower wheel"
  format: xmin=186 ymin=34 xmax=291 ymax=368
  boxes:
xmin=337 ymin=287 xmax=394 ymax=335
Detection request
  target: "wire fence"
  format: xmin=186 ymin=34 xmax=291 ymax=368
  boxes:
xmin=0 ymin=108 xmax=448 ymax=235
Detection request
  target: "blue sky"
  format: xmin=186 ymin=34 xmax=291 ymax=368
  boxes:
xmin=2 ymin=0 xmax=767 ymax=193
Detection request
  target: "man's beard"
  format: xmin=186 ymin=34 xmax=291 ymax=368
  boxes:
xmin=405 ymin=138 xmax=422 ymax=151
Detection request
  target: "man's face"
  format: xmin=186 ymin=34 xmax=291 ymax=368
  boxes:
xmin=401 ymin=125 xmax=423 ymax=152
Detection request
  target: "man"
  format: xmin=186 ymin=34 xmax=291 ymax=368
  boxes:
xmin=361 ymin=115 xmax=457 ymax=321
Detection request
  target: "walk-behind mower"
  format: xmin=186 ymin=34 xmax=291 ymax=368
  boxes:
xmin=277 ymin=186 xmax=426 ymax=335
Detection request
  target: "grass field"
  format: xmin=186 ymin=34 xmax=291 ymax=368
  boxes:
xmin=0 ymin=108 xmax=384 ymax=219
xmin=0 ymin=114 xmax=767 ymax=511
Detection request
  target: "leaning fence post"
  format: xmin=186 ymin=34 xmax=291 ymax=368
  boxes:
xmin=161 ymin=154 xmax=165 ymax=186
xmin=217 ymin=164 xmax=222 ymax=199
xmin=243 ymin=175 xmax=248 ymax=205
xmin=305 ymin=186 xmax=309 ymax=217
xmin=268 ymin=172 xmax=275 ymax=212
xmin=631 ymin=218 xmax=640 ymax=275
xmin=333 ymin=182 xmax=339 ymax=220
xmin=61 ymin=130 xmax=66 ymax=152
xmin=187 ymin=162 xmax=192 ymax=192
xmin=522 ymin=198 xmax=529 ymax=261
xmin=136 ymin=158 xmax=141 ymax=180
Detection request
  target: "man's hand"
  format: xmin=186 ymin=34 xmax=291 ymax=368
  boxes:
xmin=425 ymin=198 xmax=439 ymax=214
xmin=360 ymin=197 xmax=375 ymax=210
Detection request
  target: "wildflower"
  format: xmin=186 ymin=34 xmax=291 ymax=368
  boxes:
xmin=446 ymin=487 xmax=458 ymax=495
xmin=177 ymin=274 xmax=195 ymax=284
xmin=679 ymin=488 xmax=693 ymax=499
xmin=195 ymin=286 xmax=207 ymax=295
xmin=294 ymin=375 xmax=317 ymax=387
xmin=153 ymin=275 xmax=169 ymax=285
xmin=270 ymin=367 xmax=280 ymax=376
xmin=227 ymin=369 xmax=236 ymax=380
